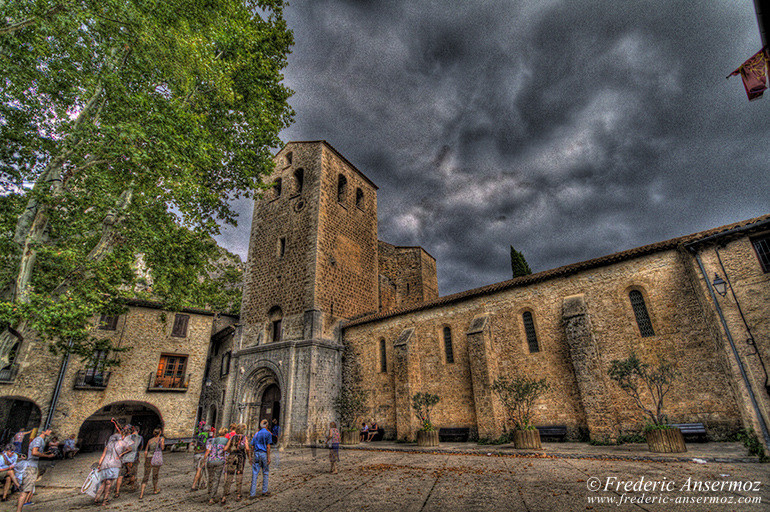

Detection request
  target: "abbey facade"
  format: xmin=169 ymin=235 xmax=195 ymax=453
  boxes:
xmin=1 ymin=140 xmax=768 ymax=451
xmin=216 ymin=141 xmax=770 ymax=447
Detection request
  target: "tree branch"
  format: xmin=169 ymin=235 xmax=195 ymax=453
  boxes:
xmin=0 ymin=4 xmax=66 ymax=35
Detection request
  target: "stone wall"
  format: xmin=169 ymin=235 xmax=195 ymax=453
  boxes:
xmin=240 ymin=142 xmax=323 ymax=345
xmin=315 ymin=144 xmax=379 ymax=336
xmin=344 ymin=248 xmax=743 ymax=441
xmin=378 ymin=242 xmax=438 ymax=311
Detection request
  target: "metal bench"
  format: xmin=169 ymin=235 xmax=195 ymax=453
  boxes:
xmin=535 ymin=425 xmax=568 ymax=441
xmin=668 ymin=423 xmax=707 ymax=441
xmin=438 ymin=427 xmax=470 ymax=442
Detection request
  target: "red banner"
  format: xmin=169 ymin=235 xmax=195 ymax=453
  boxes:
xmin=729 ymin=47 xmax=769 ymax=100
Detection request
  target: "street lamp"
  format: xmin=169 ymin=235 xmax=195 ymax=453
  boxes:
xmin=712 ymin=274 xmax=728 ymax=297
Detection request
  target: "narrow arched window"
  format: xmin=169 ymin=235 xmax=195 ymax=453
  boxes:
xmin=629 ymin=290 xmax=655 ymax=337
xmin=294 ymin=168 xmax=304 ymax=194
xmin=285 ymin=152 xmax=292 ymax=165
xmin=443 ymin=326 xmax=454 ymax=363
xmin=356 ymin=187 xmax=364 ymax=209
xmin=379 ymin=338 xmax=387 ymax=373
xmin=337 ymin=174 xmax=347 ymax=203
xmin=523 ymin=311 xmax=539 ymax=353
xmin=273 ymin=177 xmax=282 ymax=198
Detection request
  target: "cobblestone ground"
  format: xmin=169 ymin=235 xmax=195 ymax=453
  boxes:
xmin=14 ymin=445 xmax=769 ymax=511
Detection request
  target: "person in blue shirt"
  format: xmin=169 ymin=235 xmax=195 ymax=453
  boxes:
xmin=249 ymin=420 xmax=271 ymax=498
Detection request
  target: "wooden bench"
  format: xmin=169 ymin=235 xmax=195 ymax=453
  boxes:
xmin=668 ymin=423 xmax=707 ymax=441
xmin=535 ymin=425 xmax=568 ymax=441
xmin=165 ymin=436 xmax=195 ymax=451
xmin=438 ymin=427 xmax=470 ymax=442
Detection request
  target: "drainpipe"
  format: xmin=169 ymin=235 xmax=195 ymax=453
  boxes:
xmin=44 ymin=339 xmax=73 ymax=430
xmin=690 ymin=250 xmax=770 ymax=449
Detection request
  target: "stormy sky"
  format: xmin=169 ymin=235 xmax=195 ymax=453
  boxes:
xmin=217 ymin=0 xmax=769 ymax=296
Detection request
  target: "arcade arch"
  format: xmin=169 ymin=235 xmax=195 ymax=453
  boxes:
xmin=77 ymin=401 xmax=162 ymax=452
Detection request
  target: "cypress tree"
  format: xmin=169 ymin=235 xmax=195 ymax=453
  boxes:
xmin=510 ymin=246 xmax=532 ymax=278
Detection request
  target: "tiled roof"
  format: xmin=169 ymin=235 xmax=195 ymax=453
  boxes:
xmin=344 ymin=213 xmax=770 ymax=328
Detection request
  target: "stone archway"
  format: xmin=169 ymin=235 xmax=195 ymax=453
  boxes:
xmin=0 ymin=396 xmax=41 ymax=446
xmin=238 ymin=365 xmax=282 ymax=434
xmin=78 ymin=401 xmax=163 ymax=452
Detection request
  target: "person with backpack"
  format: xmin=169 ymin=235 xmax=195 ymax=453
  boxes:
xmin=220 ymin=424 xmax=250 ymax=504
xmin=204 ymin=428 xmax=228 ymax=504
xmin=139 ymin=428 xmax=165 ymax=500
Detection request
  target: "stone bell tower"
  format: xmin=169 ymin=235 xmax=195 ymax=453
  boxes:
xmin=224 ymin=141 xmax=379 ymax=444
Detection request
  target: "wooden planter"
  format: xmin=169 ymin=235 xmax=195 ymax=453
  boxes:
xmin=342 ymin=430 xmax=360 ymax=445
xmin=646 ymin=428 xmax=686 ymax=453
xmin=513 ymin=429 xmax=542 ymax=449
xmin=416 ymin=430 xmax=440 ymax=447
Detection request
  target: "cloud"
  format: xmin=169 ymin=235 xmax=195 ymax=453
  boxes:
xmin=219 ymin=0 xmax=770 ymax=296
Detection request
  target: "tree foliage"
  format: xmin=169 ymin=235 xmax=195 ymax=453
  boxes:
xmin=491 ymin=375 xmax=548 ymax=431
xmin=0 ymin=0 xmax=293 ymax=364
xmin=510 ymin=245 xmax=532 ymax=278
xmin=607 ymin=353 xmax=678 ymax=427
xmin=333 ymin=382 xmax=368 ymax=431
xmin=411 ymin=392 xmax=440 ymax=431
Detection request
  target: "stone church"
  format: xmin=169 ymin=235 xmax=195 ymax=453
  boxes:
xmin=1 ymin=140 xmax=768 ymax=452
xmin=212 ymin=140 xmax=770 ymax=448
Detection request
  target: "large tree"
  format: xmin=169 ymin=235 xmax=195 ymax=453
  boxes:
xmin=0 ymin=0 xmax=293 ymax=365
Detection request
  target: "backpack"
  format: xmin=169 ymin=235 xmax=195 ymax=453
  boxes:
xmin=227 ymin=434 xmax=243 ymax=453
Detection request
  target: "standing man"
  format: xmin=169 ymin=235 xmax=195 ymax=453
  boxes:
xmin=115 ymin=425 xmax=142 ymax=496
xmin=249 ymin=419 xmax=271 ymax=498
xmin=16 ymin=429 xmax=54 ymax=512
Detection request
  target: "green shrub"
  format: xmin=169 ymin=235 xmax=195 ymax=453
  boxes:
xmin=412 ymin=392 xmax=440 ymax=431
xmin=491 ymin=375 xmax=549 ymax=431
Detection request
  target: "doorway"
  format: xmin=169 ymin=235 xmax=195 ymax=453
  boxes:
xmin=259 ymin=384 xmax=281 ymax=428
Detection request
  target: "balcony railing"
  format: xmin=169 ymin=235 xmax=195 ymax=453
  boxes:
xmin=0 ymin=365 xmax=18 ymax=383
xmin=148 ymin=372 xmax=189 ymax=392
xmin=74 ymin=370 xmax=112 ymax=389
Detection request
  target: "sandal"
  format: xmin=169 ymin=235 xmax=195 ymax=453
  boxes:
xmin=235 ymin=495 xmax=242 ymax=502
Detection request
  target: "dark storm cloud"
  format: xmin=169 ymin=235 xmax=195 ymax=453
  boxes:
xmin=218 ymin=0 xmax=769 ymax=295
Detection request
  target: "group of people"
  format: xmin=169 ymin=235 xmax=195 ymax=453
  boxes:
xmin=359 ymin=420 xmax=380 ymax=442
xmin=191 ymin=418 xmax=279 ymax=504
xmin=90 ymin=419 xmax=166 ymax=505
xmin=0 ymin=428 xmax=80 ymax=510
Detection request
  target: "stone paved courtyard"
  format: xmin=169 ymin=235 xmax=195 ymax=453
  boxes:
xmin=17 ymin=443 xmax=769 ymax=511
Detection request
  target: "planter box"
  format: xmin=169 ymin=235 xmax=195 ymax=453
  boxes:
xmin=646 ymin=428 xmax=686 ymax=453
xmin=417 ymin=430 xmax=440 ymax=447
xmin=342 ymin=430 xmax=360 ymax=445
xmin=513 ymin=429 xmax=542 ymax=449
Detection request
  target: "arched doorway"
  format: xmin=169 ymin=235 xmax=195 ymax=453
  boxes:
xmin=0 ymin=397 xmax=41 ymax=446
xmin=259 ymin=384 xmax=280 ymax=428
xmin=78 ymin=402 xmax=162 ymax=452
xmin=239 ymin=366 xmax=281 ymax=434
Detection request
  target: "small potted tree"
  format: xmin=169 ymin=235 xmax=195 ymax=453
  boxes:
xmin=412 ymin=392 xmax=440 ymax=447
xmin=608 ymin=353 xmax=684 ymax=453
xmin=334 ymin=383 xmax=368 ymax=445
xmin=491 ymin=375 xmax=549 ymax=449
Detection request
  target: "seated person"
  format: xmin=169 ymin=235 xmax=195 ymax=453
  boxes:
xmin=366 ymin=421 xmax=379 ymax=442
xmin=46 ymin=436 xmax=61 ymax=459
xmin=359 ymin=422 xmax=369 ymax=442
xmin=62 ymin=435 xmax=79 ymax=459
xmin=0 ymin=445 xmax=20 ymax=501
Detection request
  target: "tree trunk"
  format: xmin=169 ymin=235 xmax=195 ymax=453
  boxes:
xmin=513 ymin=429 xmax=542 ymax=449
xmin=416 ymin=430 xmax=439 ymax=447
xmin=646 ymin=428 xmax=686 ymax=453
xmin=342 ymin=430 xmax=360 ymax=445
